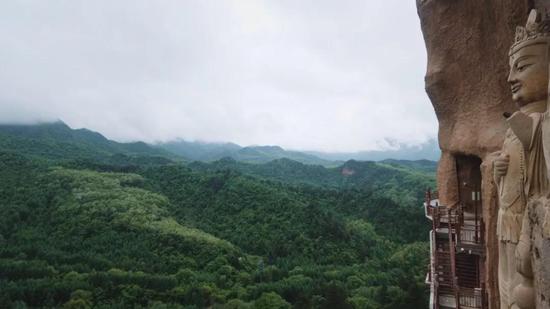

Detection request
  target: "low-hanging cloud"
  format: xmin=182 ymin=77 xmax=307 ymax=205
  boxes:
xmin=0 ymin=0 xmax=437 ymax=152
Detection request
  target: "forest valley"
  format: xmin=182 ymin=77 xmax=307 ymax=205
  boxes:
xmin=0 ymin=122 xmax=435 ymax=308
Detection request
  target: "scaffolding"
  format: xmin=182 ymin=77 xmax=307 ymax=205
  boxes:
xmin=425 ymin=189 xmax=487 ymax=309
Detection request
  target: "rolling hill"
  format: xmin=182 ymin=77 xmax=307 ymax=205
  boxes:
xmin=188 ymin=157 xmax=435 ymax=207
xmin=0 ymin=122 xmax=432 ymax=308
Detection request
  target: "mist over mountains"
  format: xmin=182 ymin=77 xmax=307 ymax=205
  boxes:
xmin=157 ymin=140 xmax=338 ymax=166
xmin=0 ymin=120 xmax=439 ymax=165
xmin=158 ymin=137 xmax=440 ymax=164
xmin=305 ymin=139 xmax=440 ymax=162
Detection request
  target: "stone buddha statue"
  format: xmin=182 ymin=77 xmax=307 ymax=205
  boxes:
xmin=512 ymin=9 xmax=550 ymax=309
xmin=494 ymin=9 xmax=550 ymax=309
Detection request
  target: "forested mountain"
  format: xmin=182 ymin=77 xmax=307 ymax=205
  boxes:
xmin=189 ymin=158 xmax=434 ymax=208
xmin=0 ymin=123 xmax=433 ymax=308
xmin=0 ymin=122 xmax=179 ymax=163
xmin=158 ymin=140 xmax=337 ymax=166
xmin=158 ymin=140 xmax=242 ymax=162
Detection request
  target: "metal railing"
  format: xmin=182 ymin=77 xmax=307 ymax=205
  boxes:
xmin=458 ymin=288 xmax=483 ymax=308
xmin=456 ymin=203 xmax=485 ymax=247
xmin=458 ymin=225 xmax=481 ymax=244
xmin=424 ymin=189 xmax=438 ymax=219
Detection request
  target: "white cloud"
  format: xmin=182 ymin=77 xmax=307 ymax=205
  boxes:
xmin=0 ymin=0 xmax=437 ymax=152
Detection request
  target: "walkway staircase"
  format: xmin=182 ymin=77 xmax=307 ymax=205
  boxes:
xmin=425 ymin=189 xmax=486 ymax=309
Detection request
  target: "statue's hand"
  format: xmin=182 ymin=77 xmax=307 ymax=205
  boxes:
xmin=515 ymin=225 xmax=533 ymax=277
xmin=515 ymin=241 xmax=533 ymax=277
xmin=494 ymin=154 xmax=510 ymax=178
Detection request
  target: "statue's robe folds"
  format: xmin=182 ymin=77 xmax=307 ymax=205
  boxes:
xmin=496 ymin=126 xmax=527 ymax=308
xmin=508 ymin=108 xmax=548 ymax=199
xmin=517 ymin=108 xmax=550 ymax=308
xmin=506 ymin=101 xmax=547 ymax=309
xmin=496 ymin=128 xmax=527 ymax=244
xmin=496 ymin=101 xmax=546 ymax=308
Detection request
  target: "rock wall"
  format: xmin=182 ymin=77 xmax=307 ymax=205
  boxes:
xmin=529 ymin=198 xmax=550 ymax=308
xmin=416 ymin=1 xmax=537 ymax=308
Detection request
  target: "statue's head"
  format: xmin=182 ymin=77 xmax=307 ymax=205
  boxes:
xmin=508 ymin=10 xmax=550 ymax=107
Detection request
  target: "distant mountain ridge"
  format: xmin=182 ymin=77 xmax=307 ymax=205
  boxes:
xmin=158 ymin=139 xmax=339 ymax=166
xmin=0 ymin=121 xmax=438 ymax=168
xmin=157 ymin=139 xmax=241 ymax=161
xmin=158 ymin=139 xmax=440 ymax=165
xmin=306 ymin=139 xmax=441 ymax=161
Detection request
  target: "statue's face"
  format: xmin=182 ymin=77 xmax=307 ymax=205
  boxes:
xmin=508 ymin=43 xmax=549 ymax=107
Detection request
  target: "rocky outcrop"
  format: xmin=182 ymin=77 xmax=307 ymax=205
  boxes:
xmin=416 ymin=1 xmax=541 ymax=308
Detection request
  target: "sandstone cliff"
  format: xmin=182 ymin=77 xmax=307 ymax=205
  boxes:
xmin=416 ymin=1 xmax=539 ymax=308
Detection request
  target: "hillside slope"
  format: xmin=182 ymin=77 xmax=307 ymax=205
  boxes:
xmin=189 ymin=157 xmax=435 ymax=207
xmin=0 ymin=152 xmax=247 ymax=307
xmin=0 ymin=124 xmax=431 ymax=308
xmin=0 ymin=122 xmax=179 ymax=163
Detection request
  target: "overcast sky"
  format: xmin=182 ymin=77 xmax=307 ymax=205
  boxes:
xmin=0 ymin=0 xmax=437 ymax=152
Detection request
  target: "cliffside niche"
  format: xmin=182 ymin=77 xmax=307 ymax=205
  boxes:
xmin=416 ymin=1 xmax=550 ymax=308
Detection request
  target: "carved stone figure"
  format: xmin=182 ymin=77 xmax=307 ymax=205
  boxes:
xmin=512 ymin=9 xmax=550 ymax=309
xmin=495 ymin=9 xmax=550 ymax=309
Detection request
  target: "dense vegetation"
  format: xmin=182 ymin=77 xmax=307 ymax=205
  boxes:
xmin=0 ymin=123 xmax=434 ymax=308
xmin=188 ymin=158 xmax=434 ymax=208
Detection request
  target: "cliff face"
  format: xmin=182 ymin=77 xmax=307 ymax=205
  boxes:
xmin=417 ymin=0 xmax=531 ymax=210
xmin=416 ymin=1 xmax=533 ymax=308
xmin=419 ymin=0 xmax=525 ymax=156
xmin=422 ymin=0 xmax=550 ymax=151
